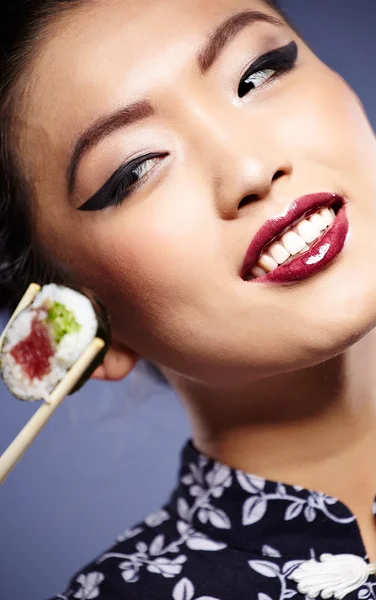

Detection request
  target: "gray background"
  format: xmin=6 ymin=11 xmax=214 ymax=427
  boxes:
xmin=1 ymin=1 xmax=376 ymax=599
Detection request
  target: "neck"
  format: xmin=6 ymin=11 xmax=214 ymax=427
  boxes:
xmin=169 ymin=328 xmax=376 ymax=559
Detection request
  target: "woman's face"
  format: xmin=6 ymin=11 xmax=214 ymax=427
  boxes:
xmin=21 ymin=0 xmax=376 ymax=389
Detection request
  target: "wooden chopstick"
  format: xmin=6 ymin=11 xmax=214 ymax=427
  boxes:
xmin=0 ymin=337 xmax=105 ymax=485
xmin=0 ymin=283 xmax=105 ymax=484
xmin=0 ymin=283 xmax=41 ymax=350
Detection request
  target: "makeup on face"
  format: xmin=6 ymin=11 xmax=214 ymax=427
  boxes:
xmin=76 ymin=41 xmax=298 ymax=212
xmin=25 ymin=0 xmax=376 ymax=389
xmin=240 ymin=193 xmax=349 ymax=285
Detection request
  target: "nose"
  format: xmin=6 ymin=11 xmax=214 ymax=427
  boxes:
xmin=192 ymin=110 xmax=293 ymax=220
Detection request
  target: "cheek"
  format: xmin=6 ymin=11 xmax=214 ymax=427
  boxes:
xmin=278 ymin=66 xmax=376 ymax=178
xmin=59 ymin=195 xmax=218 ymax=346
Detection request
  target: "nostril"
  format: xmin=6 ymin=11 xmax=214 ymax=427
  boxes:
xmin=272 ymin=170 xmax=285 ymax=182
xmin=239 ymin=194 xmax=259 ymax=209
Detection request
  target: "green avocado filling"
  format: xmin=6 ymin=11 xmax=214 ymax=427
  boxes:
xmin=47 ymin=302 xmax=81 ymax=344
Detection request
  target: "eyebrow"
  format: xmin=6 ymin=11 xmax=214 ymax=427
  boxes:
xmin=198 ymin=9 xmax=284 ymax=73
xmin=68 ymin=101 xmax=153 ymax=194
xmin=67 ymin=9 xmax=284 ymax=195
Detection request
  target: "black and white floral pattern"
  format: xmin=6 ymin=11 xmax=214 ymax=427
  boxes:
xmin=48 ymin=440 xmax=376 ymax=600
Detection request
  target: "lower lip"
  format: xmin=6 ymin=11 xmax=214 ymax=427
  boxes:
xmin=251 ymin=203 xmax=349 ymax=285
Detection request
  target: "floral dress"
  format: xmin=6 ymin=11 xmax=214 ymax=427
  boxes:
xmin=49 ymin=440 xmax=376 ymax=600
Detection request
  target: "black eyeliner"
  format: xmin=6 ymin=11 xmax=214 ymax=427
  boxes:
xmin=78 ymin=152 xmax=162 ymax=211
xmin=78 ymin=42 xmax=298 ymax=212
xmin=238 ymin=40 xmax=298 ymax=98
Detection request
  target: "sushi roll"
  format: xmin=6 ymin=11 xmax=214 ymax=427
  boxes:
xmin=0 ymin=284 xmax=110 ymax=401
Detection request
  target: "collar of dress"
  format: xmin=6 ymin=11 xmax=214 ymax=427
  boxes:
xmin=166 ymin=440 xmax=376 ymax=561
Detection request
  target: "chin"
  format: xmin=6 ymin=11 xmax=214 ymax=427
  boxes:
xmin=297 ymin=284 xmax=376 ymax=367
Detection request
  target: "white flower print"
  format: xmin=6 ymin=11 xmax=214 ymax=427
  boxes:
xmin=73 ymin=573 xmax=104 ymax=600
xmin=98 ymin=518 xmax=225 ymax=585
xmin=178 ymin=497 xmax=190 ymax=520
xmin=236 ymin=472 xmax=356 ymax=526
xmin=357 ymin=582 xmax=376 ymax=600
xmin=172 ymin=577 xmax=221 ymax=600
xmin=113 ymin=552 xmax=187 ymax=584
xmin=237 ymin=472 xmax=266 ymax=494
xmin=197 ymin=505 xmax=230 ymax=529
xmin=249 ymin=550 xmax=305 ymax=600
xmin=172 ymin=519 xmax=226 ymax=552
xmin=181 ymin=461 xmax=232 ymax=530
xmin=242 ymin=496 xmax=268 ymax=526
xmin=116 ymin=526 xmax=144 ymax=543
xmin=145 ymin=509 xmax=170 ymax=528
xmin=173 ymin=577 xmax=194 ymax=600
xmin=52 ymin=442 xmax=376 ymax=600
xmin=117 ymin=554 xmax=187 ymax=583
xmin=249 ymin=547 xmax=330 ymax=600
xmin=147 ymin=556 xmax=188 ymax=578
xmin=100 ymin=458 xmax=229 ymax=587
xmin=118 ymin=560 xmax=140 ymax=584
xmin=262 ymin=545 xmax=282 ymax=558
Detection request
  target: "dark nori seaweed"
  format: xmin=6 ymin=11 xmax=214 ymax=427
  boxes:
xmin=67 ymin=287 xmax=111 ymax=395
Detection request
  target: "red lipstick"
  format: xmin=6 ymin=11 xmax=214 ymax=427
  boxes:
xmin=241 ymin=193 xmax=349 ymax=284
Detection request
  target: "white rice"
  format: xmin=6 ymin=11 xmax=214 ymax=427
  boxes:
xmin=1 ymin=284 xmax=98 ymax=401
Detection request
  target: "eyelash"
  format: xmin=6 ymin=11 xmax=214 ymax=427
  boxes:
xmin=238 ymin=40 xmax=298 ymax=98
xmin=78 ymin=153 xmax=165 ymax=212
xmin=78 ymin=40 xmax=298 ymax=212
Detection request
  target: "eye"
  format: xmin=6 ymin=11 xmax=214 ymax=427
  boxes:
xmin=242 ymin=68 xmax=276 ymax=91
xmin=78 ymin=153 xmax=166 ymax=212
xmin=238 ymin=40 xmax=298 ymax=99
xmin=130 ymin=157 xmax=156 ymax=184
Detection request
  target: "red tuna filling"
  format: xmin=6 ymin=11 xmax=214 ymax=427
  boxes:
xmin=10 ymin=315 xmax=54 ymax=380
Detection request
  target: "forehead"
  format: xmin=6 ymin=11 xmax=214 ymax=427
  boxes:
xmin=40 ymin=0 xmax=275 ymax=69
xmin=26 ymin=0 xmax=278 ymax=128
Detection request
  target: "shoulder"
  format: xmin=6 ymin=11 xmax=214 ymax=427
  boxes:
xmin=48 ymin=507 xmax=200 ymax=600
xmin=47 ymin=491 xmax=279 ymax=600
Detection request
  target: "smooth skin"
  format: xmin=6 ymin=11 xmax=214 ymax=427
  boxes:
xmin=15 ymin=0 xmax=376 ymax=559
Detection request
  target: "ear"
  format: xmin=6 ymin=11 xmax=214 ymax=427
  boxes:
xmin=90 ymin=340 xmax=140 ymax=381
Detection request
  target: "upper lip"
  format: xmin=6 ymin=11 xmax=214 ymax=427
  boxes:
xmin=240 ymin=192 xmax=345 ymax=278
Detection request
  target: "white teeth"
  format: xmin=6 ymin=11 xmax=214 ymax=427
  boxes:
xmin=268 ymin=241 xmax=290 ymax=265
xmin=296 ymin=219 xmax=321 ymax=244
xmin=248 ymin=205 xmax=338 ymax=279
xmin=308 ymin=212 xmax=327 ymax=232
xmin=258 ymin=254 xmax=278 ymax=272
xmin=281 ymin=231 xmax=307 ymax=255
xmin=319 ymin=208 xmax=333 ymax=226
xmin=251 ymin=265 xmax=267 ymax=278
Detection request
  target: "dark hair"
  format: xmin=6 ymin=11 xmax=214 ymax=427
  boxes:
xmin=0 ymin=1 xmax=79 ymax=312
